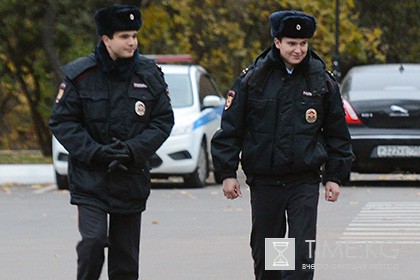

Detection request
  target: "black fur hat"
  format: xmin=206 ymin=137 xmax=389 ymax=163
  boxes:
xmin=94 ymin=4 xmax=142 ymax=36
xmin=270 ymin=10 xmax=316 ymax=39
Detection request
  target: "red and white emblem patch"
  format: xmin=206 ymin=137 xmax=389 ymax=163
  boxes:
xmin=55 ymin=83 xmax=66 ymax=103
xmin=224 ymin=90 xmax=236 ymax=110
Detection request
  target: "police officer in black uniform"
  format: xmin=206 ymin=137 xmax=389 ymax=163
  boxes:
xmin=211 ymin=10 xmax=352 ymax=280
xmin=49 ymin=5 xmax=174 ymax=280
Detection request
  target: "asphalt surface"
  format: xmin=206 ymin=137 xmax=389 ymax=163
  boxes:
xmin=1 ymin=165 xmax=420 ymax=280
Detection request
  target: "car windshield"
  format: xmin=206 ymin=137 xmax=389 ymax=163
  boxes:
xmin=164 ymin=73 xmax=193 ymax=108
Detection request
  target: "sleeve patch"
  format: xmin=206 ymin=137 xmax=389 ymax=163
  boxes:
xmin=224 ymin=90 xmax=236 ymax=110
xmin=55 ymin=83 xmax=66 ymax=103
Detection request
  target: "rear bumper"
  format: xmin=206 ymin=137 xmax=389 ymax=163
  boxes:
xmin=349 ymin=127 xmax=420 ymax=173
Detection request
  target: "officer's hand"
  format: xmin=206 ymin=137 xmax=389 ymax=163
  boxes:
xmin=325 ymin=181 xmax=340 ymax=202
xmin=93 ymin=144 xmax=130 ymax=164
xmin=107 ymin=159 xmax=128 ymax=173
xmin=111 ymin=138 xmax=133 ymax=163
xmin=223 ymin=178 xmax=242 ymax=199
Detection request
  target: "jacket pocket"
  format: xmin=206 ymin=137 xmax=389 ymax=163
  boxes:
xmin=68 ymin=162 xmax=107 ymax=198
xmin=107 ymin=169 xmax=151 ymax=202
xmin=246 ymin=98 xmax=276 ymax=132
xmin=242 ymin=131 xmax=274 ymax=173
xmin=293 ymin=137 xmax=328 ymax=171
xmin=79 ymin=90 xmax=109 ymax=122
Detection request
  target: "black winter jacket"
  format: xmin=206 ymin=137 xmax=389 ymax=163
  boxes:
xmin=211 ymin=46 xmax=352 ymax=186
xmin=49 ymin=50 xmax=174 ymax=213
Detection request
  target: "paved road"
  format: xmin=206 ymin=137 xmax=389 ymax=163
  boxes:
xmin=1 ymin=166 xmax=420 ymax=280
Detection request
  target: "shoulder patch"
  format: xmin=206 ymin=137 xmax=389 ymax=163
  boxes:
xmin=55 ymin=83 xmax=67 ymax=103
xmin=224 ymin=90 xmax=236 ymax=110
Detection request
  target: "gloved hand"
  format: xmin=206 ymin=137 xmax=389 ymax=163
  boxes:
xmin=106 ymin=138 xmax=133 ymax=173
xmin=107 ymin=159 xmax=129 ymax=173
xmin=110 ymin=138 xmax=133 ymax=163
xmin=92 ymin=144 xmax=130 ymax=166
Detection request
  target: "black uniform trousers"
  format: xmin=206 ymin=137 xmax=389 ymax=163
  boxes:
xmin=250 ymin=181 xmax=319 ymax=280
xmin=76 ymin=205 xmax=142 ymax=280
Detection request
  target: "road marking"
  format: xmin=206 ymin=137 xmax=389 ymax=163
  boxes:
xmin=337 ymin=240 xmax=420 ymax=244
xmin=346 ymin=228 xmax=420 ymax=231
xmin=343 ymin=232 xmax=420 ymax=236
xmin=33 ymin=184 xmax=56 ymax=194
xmin=349 ymin=223 xmax=420 ymax=227
xmin=340 ymin=202 xmax=420 ymax=244
xmin=0 ymin=186 xmax=12 ymax=195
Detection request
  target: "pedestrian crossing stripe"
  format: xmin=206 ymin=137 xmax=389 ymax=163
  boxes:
xmin=340 ymin=202 xmax=420 ymax=244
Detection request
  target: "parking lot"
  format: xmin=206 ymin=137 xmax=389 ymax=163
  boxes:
xmin=1 ymin=166 xmax=420 ymax=280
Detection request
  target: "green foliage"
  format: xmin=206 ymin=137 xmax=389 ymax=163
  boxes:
xmin=0 ymin=150 xmax=52 ymax=164
xmin=357 ymin=0 xmax=420 ymax=63
xmin=140 ymin=0 xmax=386 ymax=92
xmin=0 ymin=0 xmax=417 ymax=152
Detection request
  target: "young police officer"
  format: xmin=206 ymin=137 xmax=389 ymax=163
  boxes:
xmin=211 ymin=10 xmax=352 ymax=280
xmin=49 ymin=5 xmax=174 ymax=280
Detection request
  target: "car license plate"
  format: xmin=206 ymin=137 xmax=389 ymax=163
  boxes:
xmin=376 ymin=145 xmax=420 ymax=157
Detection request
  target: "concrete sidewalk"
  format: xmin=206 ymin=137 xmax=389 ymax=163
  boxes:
xmin=0 ymin=164 xmax=54 ymax=185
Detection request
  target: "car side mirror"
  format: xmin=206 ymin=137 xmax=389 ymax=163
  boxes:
xmin=202 ymin=95 xmax=223 ymax=108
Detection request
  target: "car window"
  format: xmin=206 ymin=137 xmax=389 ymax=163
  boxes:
xmin=165 ymin=73 xmax=193 ymax=108
xmin=199 ymin=74 xmax=220 ymax=103
xmin=348 ymin=72 xmax=420 ymax=101
xmin=340 ymin=77 xmax=351 ymax=99
xmin=351 ymin=73 xmax=420 ymax=91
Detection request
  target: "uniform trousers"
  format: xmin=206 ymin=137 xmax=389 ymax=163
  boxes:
xmin=76 ymin=205 xmax=142 ymax=280
xmin=250 ymin=182 xmax=319 ymax=280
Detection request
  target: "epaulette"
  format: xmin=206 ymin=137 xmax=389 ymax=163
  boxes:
xmin=60 ymin=54 xmax=97 ymax=80
xmin=326 ymin=69 xmax=337 ymax=82
xmin=134 ymin=56 xmax=167 ymax=96
xmin=241 ymin=67 xmax=251 ymax=76
xmin=240 ymin=65 xmax=254 ymax=87
xmin=324 ymin=69 xmax=337 ymax=93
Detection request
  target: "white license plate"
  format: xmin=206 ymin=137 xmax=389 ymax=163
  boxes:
xmin=377 ymin=145 xmax=420 ymax=157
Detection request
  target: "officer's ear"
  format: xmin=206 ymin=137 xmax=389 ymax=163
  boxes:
xmin=274 ymin=37 xmax=282 ymax=49
xmin=102 ymin=34 xmax=112 ymax=44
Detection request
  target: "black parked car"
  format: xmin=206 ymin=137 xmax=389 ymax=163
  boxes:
xmin=340 ymin=64 xmax=420 ymax=176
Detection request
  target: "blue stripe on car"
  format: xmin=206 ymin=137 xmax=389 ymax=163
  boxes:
xmin=193 ymin=106 xmax=224 ymax=130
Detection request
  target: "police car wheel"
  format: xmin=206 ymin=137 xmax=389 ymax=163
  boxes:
xmin=183 ymin=142 xmax=208 ymax=188
xmin=55 ymin=171 xmax=69 ymax=190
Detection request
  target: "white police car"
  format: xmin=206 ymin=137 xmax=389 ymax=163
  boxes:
xmin=52 ymin=58 xmax=225 ymax=189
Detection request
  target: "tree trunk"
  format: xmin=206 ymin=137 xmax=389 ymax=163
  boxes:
xmin=41 ymin=2 xmax=63 ymax=88
xmin=7 ymin=65 xmax=52 ymax=156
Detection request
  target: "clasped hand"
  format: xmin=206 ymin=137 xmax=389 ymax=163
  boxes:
xmin=93 ymin=138 xmax=133 ymax=173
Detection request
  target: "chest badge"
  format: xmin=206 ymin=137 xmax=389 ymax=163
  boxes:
xmin=305 ymin=108 xmax=317 ymax=123
xmin=135 ymin=101 xmax=146 ymax=116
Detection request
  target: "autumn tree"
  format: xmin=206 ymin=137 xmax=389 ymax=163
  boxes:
xmin=0 ymin=0 xmax=416 ymax=153
xmin=140 ymin=0 xmax=384 ymax=92
xmin=357 ymin=0 xmax=420 ymax=63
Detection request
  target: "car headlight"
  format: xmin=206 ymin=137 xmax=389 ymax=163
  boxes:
xmin=170 ymin=123 xmax=193 ymax=136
